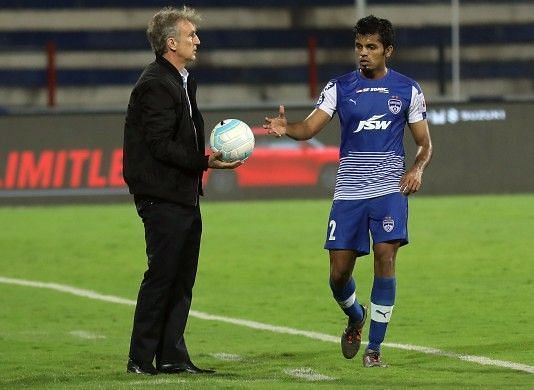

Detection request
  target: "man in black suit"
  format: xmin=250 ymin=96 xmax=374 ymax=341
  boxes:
xmin=123 ymin=6 xmax=241 ymax=375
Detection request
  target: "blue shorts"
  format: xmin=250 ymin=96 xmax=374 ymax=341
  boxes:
xmin=324 ymin=192 xmax=409 ymax=256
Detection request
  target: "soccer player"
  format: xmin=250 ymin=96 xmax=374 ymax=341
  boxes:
xmin=264 ymin=15 xmax=432 ymax=367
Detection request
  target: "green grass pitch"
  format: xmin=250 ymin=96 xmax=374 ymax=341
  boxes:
xmin=0 ymin=194 xmax=533 ymax=388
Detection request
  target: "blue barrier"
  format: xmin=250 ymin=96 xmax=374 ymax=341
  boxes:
xmin=2 ymin=61 xmax=533 ymax=87
xmin=1 ymin=24 xmax=533 ymax=51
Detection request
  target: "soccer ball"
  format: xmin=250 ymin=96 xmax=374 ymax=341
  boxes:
xmin=209 ymin=119 xmax=255 ymax=162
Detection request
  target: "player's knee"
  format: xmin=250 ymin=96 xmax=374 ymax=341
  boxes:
xmin=376 ymin=253 xmax=395 ymax=264
xmin=373 ymin=244 xmax=398 ymax=265
xmin=329 ymin=268 xmax=352 ymax=287
xmin=374 ymin=254 xmax=396 ymax=275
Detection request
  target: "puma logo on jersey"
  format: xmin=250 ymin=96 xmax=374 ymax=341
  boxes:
xmin=354 ymin=114 xmax=392 ymax=133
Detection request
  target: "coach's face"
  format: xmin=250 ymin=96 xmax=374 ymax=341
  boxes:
xmin=355 ymin=33 xmax=392 ymax=77
xmin=168 ymin=20 xmax=200 ymax=66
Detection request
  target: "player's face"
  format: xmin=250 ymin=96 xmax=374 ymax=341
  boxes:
xmin=169 ymin=20 xmax=200 ymax=65
xmin=355 ymin=33 xmax=392 ymax=78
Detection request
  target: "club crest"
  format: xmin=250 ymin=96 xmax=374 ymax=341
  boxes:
xmin=382 ymin=216 xmax=395 ymax=232
xmin=388 ymin=96 xmax=402 ymax=114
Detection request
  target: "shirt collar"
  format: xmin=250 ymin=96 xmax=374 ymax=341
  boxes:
xmin=155 ymin=55 xmax=188 ymax=85
xmin=178 ymin=67 xmax=189 ymax=84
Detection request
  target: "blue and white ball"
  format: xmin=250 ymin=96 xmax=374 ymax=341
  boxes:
xmin=210 ymin=119 xmax=255 ymax=162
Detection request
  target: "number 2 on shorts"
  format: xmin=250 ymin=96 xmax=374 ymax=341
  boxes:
xmin=328 ymin=220 xmax=336 ymax=240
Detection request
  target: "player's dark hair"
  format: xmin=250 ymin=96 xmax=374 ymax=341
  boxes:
xmin=353 ymin=15 xmax=394 ymax=49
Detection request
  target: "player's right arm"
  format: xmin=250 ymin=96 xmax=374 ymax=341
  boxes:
xmin=264 ymin=105 xmax=331 ymax=141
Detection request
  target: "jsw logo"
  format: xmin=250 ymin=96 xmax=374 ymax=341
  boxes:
xmin=354 ymin=114 xmax=392 ymax=133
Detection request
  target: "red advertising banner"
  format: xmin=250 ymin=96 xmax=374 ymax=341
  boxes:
xmin=1 ymin=148 xmax=124 ymax=190
xmin=0 ymin=113 xmax=129 ymax=202
xmin=1 ymin=101 xmax=533 ymax=204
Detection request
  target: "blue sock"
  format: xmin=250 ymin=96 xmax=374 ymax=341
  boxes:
xmin=330 ymin=277 xmax=364 ymax=323
xmin=368 ymin=276 xmax=396 ymax=352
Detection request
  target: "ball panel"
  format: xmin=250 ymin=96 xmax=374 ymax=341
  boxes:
xmin=209 ymin=119 xmax=255 ymax=162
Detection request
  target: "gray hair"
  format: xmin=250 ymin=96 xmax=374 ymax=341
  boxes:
xmin=146 ymin=6 xmax=201 ymax=56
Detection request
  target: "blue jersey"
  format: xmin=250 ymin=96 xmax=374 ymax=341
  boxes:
xmin=316 ymin=69 xmax=427 ymax=200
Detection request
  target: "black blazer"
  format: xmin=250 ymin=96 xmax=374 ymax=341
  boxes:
xmin=123 ymin=56 xmax=208 ymax=206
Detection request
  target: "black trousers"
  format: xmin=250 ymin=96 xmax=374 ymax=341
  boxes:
xmin=129 ymin=198 xmax=202 ymax=365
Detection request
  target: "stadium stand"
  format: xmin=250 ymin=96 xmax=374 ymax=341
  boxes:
xmin=0 ymin=0 xmax=533 ymax=108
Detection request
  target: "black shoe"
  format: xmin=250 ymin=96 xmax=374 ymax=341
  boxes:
xmin=126 ymin=358 xmax=158 ymax=375
xmin=341 ymin=305 xmax=368 ymax=359
xmin=157 ymin=361 xmax=215 ymax=374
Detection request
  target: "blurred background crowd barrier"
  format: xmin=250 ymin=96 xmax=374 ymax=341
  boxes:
xmin=0 ymin=0 xmax=533 ymax=108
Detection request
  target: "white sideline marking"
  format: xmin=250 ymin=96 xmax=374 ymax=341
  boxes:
xmin=128 ymin=378 xmax=186 ymax=385
xmin=284 ymin=368 xmax=335 ymax=381
xmin=1 ymin=276 xmax=533 ymax=375
xmin=69 ymin=330 xmax=106 ymax=340
xmin=210 ymin=352 xmax=243 ymax=361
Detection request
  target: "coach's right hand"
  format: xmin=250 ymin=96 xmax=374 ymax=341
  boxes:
xmin=208 ymin=151 xmax=243 ymax=169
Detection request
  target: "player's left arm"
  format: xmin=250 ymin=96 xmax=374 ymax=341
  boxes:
xmin=400 ymin=119 xmax=433 ymax=195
